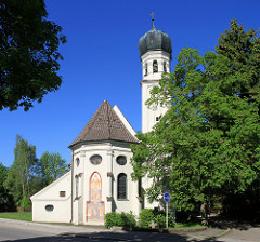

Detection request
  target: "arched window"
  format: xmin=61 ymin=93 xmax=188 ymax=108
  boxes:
xmin=153 ymin=60 xmax=158 ymax=73
xmin=75 ymin=176 xmax=79 ymax=198
xmin=76 ymin=158 xmax=80 ymax=167
xmin=117 ymin=173 xmax=127 ymax=199
xmin=144 ymin=63 xmax=147 ymax=76
xmin=164 ymin=62 xmax=167 ymax=72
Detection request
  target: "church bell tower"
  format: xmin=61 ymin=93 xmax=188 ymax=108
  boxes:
xmin=139 ymin=15 xmax=172 ymax=133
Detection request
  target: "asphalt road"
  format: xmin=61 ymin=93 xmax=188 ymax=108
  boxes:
xmin=0 ymin=218 xmax=259 ymax=242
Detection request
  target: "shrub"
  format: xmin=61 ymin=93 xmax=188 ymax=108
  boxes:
xmin=155 ymin=214 xmax=166 ymax=228
xmin=105 ymin=212 xmax=135 ymax=229
xmin=139 ymin=209 xmax=173 ymax=229
xmin=20 ymin=197 xmax=31 ymax=208
xmin=139 ymin=209 xmax=155 ymax=228
xmin=155 ymin=212 xmax=173 ymax=228
xmin=105 ymin=212 xmax=120 ymax=228
xmin=120 ymin=212 xmax=135 ymax=228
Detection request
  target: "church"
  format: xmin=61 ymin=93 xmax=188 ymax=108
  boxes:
xmin=30 ymin=19 xmax=172 ymax=225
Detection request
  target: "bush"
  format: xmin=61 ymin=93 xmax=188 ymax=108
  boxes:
xmin=105 ymin=212 xmax=120 ymax=228
xmin=155 ymin=211 xmax=173 ymax=228
xmin=120 ymin=212 xmax=135 ymax=228
xmin=105 ymin=212 xmax=135 ymax=229
xmin=20 ymin=197 xmax=31 ymax=208
xmin=139 ymin=209 xmax=173 ymax=229
xmin=155 ymin=214 xmax=166 ymax=228
xmin=139 ymin=209 xmax=155 ymax=228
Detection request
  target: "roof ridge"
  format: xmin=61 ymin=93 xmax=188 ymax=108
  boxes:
xmin=105 ymin=100 xmax=110 ymax=136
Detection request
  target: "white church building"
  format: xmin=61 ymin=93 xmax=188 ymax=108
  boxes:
xmin=31 ymin=20 xmax=172 ymax=225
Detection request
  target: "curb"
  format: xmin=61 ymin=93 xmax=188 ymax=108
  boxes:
xmin=168 ymin=226 xmax=207 ymax=233
xmin=115 ymin=226 xmax=207 ymax=233
xmin=208 ymin=228 xmax=231 ymax=239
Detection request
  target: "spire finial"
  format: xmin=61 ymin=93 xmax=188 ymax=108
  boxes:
xmin=150 ymin=12 xmax=155 ymax=29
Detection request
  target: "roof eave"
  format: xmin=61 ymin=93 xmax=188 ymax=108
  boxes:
xmin=69 ymin=138 xmax=139 ymax=149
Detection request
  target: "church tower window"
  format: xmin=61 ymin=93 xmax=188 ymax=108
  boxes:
xmin=153 ymin=60 xmax=158 ymax=73
xmin=144 ymin=63 xmax=147 ymax=76
xmin=164 ymin=61 xmax=167 ymax=72
xmin=117 ymin=173 xmax=127 ymax=199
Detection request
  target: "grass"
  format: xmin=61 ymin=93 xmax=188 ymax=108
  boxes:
xmin=0 ymin=212 xmax=31 ymax=221
xmin=170 ymin=223 xmax=205 ymax=229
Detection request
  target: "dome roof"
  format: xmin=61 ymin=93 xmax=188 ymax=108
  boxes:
xmin=139 ymin=26 xmax=172 ymax=57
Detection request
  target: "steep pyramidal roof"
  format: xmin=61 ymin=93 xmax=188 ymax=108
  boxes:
xmin=69 ymin=100 xmax=138 ymax=147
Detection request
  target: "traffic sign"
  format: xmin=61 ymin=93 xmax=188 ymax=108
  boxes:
xmin=164 ymin=192 xmax=170 ymax=202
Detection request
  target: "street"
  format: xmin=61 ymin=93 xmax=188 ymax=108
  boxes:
xmin=0 ymin=218 xmax=259 ymax=242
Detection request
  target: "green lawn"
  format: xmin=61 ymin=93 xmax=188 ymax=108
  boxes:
xmin=0 ymin=212 xmax=31 ymax=221
xmin=171 ymin=223 xmax=204 ymax=229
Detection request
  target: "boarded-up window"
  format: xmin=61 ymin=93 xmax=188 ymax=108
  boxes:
xmin=60 ymin=191 xmax=66 ymax=197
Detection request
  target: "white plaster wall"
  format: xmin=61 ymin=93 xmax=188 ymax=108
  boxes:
xmin=141 ymin=50 xmax=171 ymax=134
xmin=113 ymin=147 xmax=140 ymax=216
xmin=31 ymin=172 xmax=71 ymax=223
xmin=140 ymin=50 xmax=171 ymax=209
xmin=72 ymin=141 xmax=141 ymax=225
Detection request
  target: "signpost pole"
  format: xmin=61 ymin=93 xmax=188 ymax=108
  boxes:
xmin=164 ymin=192 xmax=170 ymax=229
xmin=166 ymin=201 xmax=168 ymax=229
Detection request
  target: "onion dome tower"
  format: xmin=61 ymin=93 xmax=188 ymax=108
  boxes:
xmin=139 ymin=14 xmax=172 ymax=133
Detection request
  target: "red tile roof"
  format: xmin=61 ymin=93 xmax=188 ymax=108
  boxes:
xmin=69 ymin=100 xmax=138 ymax=147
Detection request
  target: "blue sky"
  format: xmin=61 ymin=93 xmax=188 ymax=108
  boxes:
xmin=1 ymin=0 xmax=260 ymax=167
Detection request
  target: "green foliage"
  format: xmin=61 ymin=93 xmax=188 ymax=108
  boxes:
xmin=4 ymin=135 xmax=37 ymax=205
xmin=105 ymin=212 xmax=120 ymax=228
xmin=139 ymin=209 xmax=155 ymax=228
xmin=2 ymin=136 xmax=68 ymax=209
xmin=20 ymin=196 xmax=31 ymax=208
xmin=139 ymin=209 xmax=172 ymax=228
xmin=0 ymin=162 xmax=7 ymax=186
xmin=0 ymin=163 xmax=15 ymax=211
xmin=120 ymin=212 xmax=135 ymax=228
xmin=131 ymin=20 xmax=260 ymax=218
xmin=39 ymin=151 xmax=68 ymax=185
xmin=105 ymin=212 xmax=135 ymax=229
xmin=155 ymin=214 xmax=167 ymax=228
xmin=0 ymin=0 xmax=66 ymax=111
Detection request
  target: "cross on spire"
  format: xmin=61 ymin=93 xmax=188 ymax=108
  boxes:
xmin=150 ymin=12 xmax=155 ymax=28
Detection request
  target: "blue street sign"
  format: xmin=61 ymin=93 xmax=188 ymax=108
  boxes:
xmin=164 ymin=192 xmax=170 ymax=202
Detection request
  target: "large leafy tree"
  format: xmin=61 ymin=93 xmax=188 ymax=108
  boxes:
xmin=0 ymin=0 xmax=66 ymax=111
xmin=0 ymin=162 xmax=15 ymax=211
xmin=40 ymin=151 xmax=68 ymax=185
xmin=4 ymin=135 xmax=37 ymax=205
xmin=131 ymin=20 xmax=260 ymax=218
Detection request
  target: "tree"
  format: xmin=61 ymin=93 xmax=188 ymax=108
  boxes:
xmin=131 ymin=20 xmax=260 ymax=218
xmin=4 ymin=135 xmax=37 ymax=205
xmin=0 ymin=162 xmax=15 ymax=211
xmin=0 ymin=0 xmax=66 ymax=111
xmin=40 ymin=151 xmax=68 ymax=185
